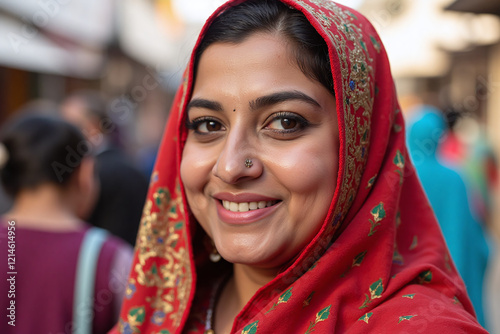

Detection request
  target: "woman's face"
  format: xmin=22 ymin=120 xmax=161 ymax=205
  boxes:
xmin=181 ymin=33 xmax=339 ymax=269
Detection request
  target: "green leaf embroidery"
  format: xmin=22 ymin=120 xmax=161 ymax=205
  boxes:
xmin=393 ymin=150 xmax=405 ymax=169
xmin=266 ymin=288 xmax=293 ymax=314
xmin=316 ymin=305 xmax=331 ymax=322
xmin=402 ymin=294 xmax=415 ymax=300
xmin=366 ymin=175 xmax=377 ymax=189
xmin=128 ymin=306 xmax=146 ymax=327
xmin=395 ymin=169 xmax=404 ymax=185
xmin=369 ymin=278 xmax=384 ymax=300
xmin=418 ymin=270 xmax=432 ymax=284
xmin=368 ymin=219 xmax=380 ymax=237
xmin=398 ymin=315 xmax=417 ymax=324
xmin=409 ymin=235 xmax=418 ymax=250
xmin=305 ymin=305 xmax=331 ymax=334
xmin=346 ymin=10 xmax=358 ymax=20
xmin=303 ymin=291 xmax=315 ymax=308
xmin=370 ymin=36 xmax=381 ymax=53
xmin=353 ymin=251 xmax=367 ymax=267
xmin=359 ymin=293 xmax=371 ymax=309
xmin=453 ymin=296 xmax=461 ymax=305
xmin=393 ymin=243 xmax=404 ymax=265
xmin=358 ymin=312 xmax=373 ymax=324
xmin=359 ymin=278 xmax=384 ymax=309
xmin=159 ymin=330 xmax=172 ymax=334
xmin=393 ymin=124 xmax=402 ymax=133
xmin=242 ymin=321 xmax=259 ymax=334
xmin=370 ymin=203 xmax=386 ymax=222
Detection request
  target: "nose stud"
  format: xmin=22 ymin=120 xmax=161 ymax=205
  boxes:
xmin=244 ymin=159 xmax=253 ymax=168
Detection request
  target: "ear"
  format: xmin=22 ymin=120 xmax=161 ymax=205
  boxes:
xmin=74 ymin=157 xmax=100 ymax=219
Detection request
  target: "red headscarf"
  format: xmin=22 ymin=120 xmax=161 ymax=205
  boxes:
xmin=114 ymin=0 xmax=487 ymax=333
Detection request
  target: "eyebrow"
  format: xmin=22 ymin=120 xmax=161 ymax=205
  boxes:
xmin=186 ymin=99 xmax=224 ymax=112
xmin=249 ymin=90 xmax=321 ymax=111
xmin=186 ymin=90 xmax=321 ymax=113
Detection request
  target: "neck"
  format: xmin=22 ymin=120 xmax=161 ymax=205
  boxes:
xmin=3 ymin=184 xmax=82 ymax=231
xmin=215 ymin=263 xmax=278 ymax=333
xmin=232 ymin=263 xmax=278 ymax=307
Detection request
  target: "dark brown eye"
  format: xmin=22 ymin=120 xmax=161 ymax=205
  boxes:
xmin=195 ymin=119 xmax=223 ymax=133
xmin=280 ymin=118 xmax=297 ymax=129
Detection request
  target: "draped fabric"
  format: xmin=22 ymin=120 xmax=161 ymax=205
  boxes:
xmin=113 ymin=1 xmax=487 ymax=333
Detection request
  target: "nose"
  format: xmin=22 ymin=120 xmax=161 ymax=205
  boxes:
xmin=212 ymin=131 xmax=263 ymax=184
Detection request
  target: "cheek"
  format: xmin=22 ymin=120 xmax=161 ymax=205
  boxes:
xmin=267 ymin=141 xmax=338 ymax=197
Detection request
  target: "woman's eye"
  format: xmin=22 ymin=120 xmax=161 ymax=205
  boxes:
xmin=187 ymin=117 xmax=224 ymax=134
xmin=265 ymin=113 xmax=308 ymax=133
xmin=268 ymin=118 xmax=298 ymax=130
xmin=198 ymin=120 xmax=222 ymax=133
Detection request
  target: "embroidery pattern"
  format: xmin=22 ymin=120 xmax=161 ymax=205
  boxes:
xmin=304 ymin=305 xmax=332 ymax=334
xmin=358 ymin=312 xmax=373 ymax=324
xmin=130 ymin=183 xmax=192 ymax=329
xmin=359 ymin=278 xmax=384 ymax=309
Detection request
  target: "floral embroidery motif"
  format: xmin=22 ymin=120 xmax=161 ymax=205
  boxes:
xmin=393 ymin=150 xmax=405 ymax=185
xmin=409 ymin=235 xmax=418 ymax=250
xmin=366 ymin=174 xmax=377 ymax=189
xmin=303 ymin=291 xmax=315 ymax=308
xmin=393 ymin=242 xmax=404 ymax=266
xmin=119 ymin=306 xmax=146 ymax=334
xmin=418 ymin=270 xmax=433 ymax=284
xmin=359 ymin=278 xmax=384 ymax=309
xmin=398 ymin=315 xmax=417 ymax=323
xmin=297 ymin=0 xmax=375 ymax=239
xmin=358 ymin=312 xmax=373 ymax=324
xmin=368 ymin=202 xmax=386 ymax=236
xmin=132 ymin=183 xmax=192 ymax=329
xmin=266 ymin=287 xmax=293 ymax=314
xmin=402 ymin=294 xmax=415 ymax=300
xmin=341 ymin=250 xmax=367 ymax=277
xmin=242 ymin=321 xmax=259 ymax=334
xmin=305 ymin=305 xmax=331 ymax=334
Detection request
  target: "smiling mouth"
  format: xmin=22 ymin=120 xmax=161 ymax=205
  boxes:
xmin=221 ymin=200 xmax=280 ymax=213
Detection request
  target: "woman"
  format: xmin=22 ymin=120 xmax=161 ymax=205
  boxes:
xmin=115 ymin=0 xmax=487 ymax=333
xmin=0 ymin=115 xmax=132 ymax=334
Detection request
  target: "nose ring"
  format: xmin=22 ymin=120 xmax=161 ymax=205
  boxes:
xmin=244 ymin=159 xmax=253 ymax=168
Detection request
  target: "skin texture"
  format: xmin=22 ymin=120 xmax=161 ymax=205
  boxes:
xmin=180 ymin=32 xmax=339 ymax=333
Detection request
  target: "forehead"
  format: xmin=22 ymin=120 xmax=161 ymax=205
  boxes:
xmin=191 ymin=33 xmax=321 ymax=101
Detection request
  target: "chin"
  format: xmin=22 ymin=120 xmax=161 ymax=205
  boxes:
xmin=217 ymin=241 xmax=290 ymax=269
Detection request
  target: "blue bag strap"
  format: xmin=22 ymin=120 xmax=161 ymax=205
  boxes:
xmin=73 ymin=227 xmax=108 ymax=334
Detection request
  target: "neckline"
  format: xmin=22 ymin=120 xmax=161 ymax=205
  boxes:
xmin=204 ymin=272 xmax=232 ymax=334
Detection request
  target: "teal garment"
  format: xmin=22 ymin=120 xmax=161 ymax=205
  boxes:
xmin=406 ymin=107 xmax=489 ymax=327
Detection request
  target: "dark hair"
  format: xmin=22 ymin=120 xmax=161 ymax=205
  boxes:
xmin=195 ymin=0 xmax=334 ymax=95
xmin=0 ymin=115 xmax=90 ymax=197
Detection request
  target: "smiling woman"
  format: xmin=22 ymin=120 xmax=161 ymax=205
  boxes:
xmin=113 ymin=1 xmax=488 ymax=333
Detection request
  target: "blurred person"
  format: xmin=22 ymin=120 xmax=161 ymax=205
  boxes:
xmin=60 ymin=90 xmax=149 ymax=246
xmin=406 ymin=106 xmax=490 ymax=328
xmin=441 ymin=114 xmax=499 ymax=227
xmin=0 ymin=115 xmax=133 ymax=334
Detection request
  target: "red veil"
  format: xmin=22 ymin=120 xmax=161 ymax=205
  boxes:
xmin=114 ymin=0 xmax=486 ymax=333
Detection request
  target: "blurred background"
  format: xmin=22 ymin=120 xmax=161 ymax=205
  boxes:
xmin=1 ymin=0 xmax=500 ymax=331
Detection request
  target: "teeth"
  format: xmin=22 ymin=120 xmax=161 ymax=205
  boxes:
xmin=222 ymin=200 xmax=277 ymax=212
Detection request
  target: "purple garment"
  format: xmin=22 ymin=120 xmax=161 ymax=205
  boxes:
xmin=0 ymin=223 xmax=128 ymax=334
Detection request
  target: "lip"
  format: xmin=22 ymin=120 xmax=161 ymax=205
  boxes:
xmin=213 ymin=192 xmax=281 ymax=225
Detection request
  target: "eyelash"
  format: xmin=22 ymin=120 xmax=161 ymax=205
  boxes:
xmin=265 ymin=111 xmax=310 ymax=134
xmin=185 ymin=112 xmax=311 ymax=137
xmin=185 ymin=116 xmax=223 ymax=135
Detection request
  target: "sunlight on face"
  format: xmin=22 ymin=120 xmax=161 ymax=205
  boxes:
xmin=180 ymin=33 xmax=339 ymax=269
